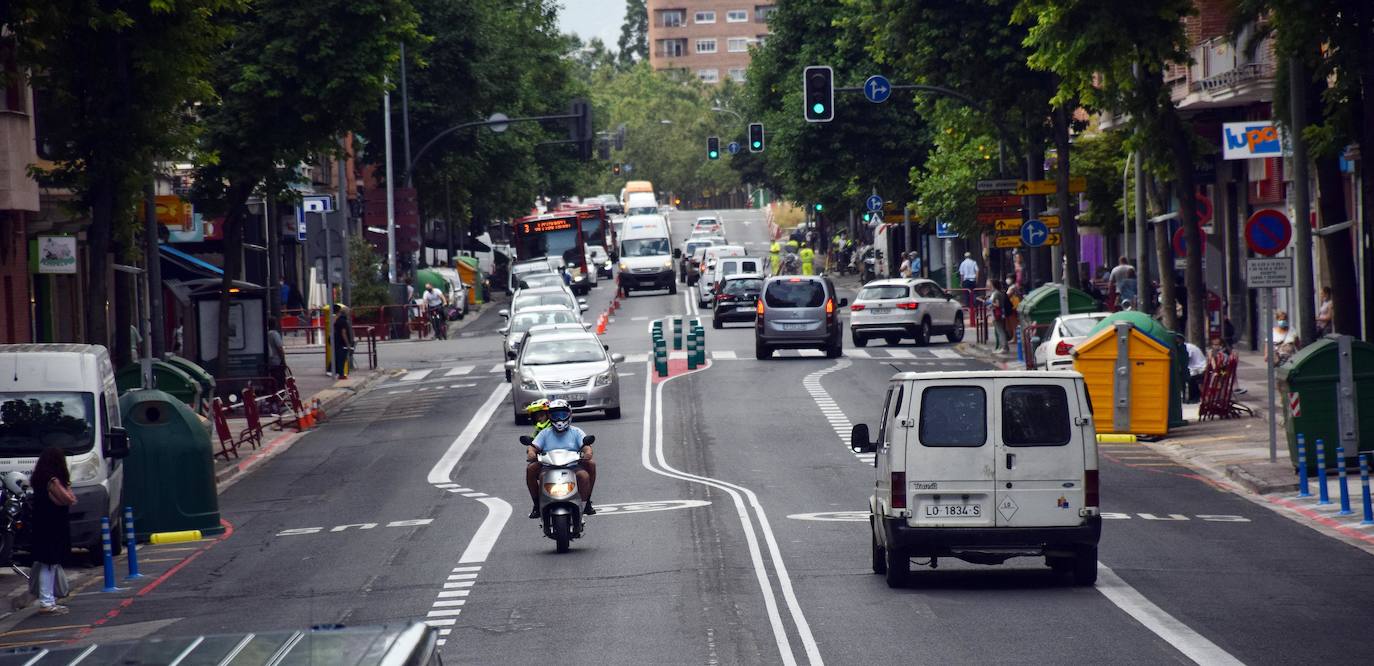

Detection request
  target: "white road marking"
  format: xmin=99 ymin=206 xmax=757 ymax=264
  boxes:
xmin=712 ymin=350 xmax=738 ymax=360
xmin=452 ymin=566 xmax=481 ymax=572
xmin=425 ymin=619 xmax=457 ymax=627
xmin=591 ymin=499 xmax=711 ymax=515
xmin=401 ymin=369 xmax=433 ymax=382
xmin=624 ymin=353 xmax=648 ymax=364
xmin=929 ymin=348 xmax=962 ymax=359
xmin=432 ymin=600 xmax=466 ymax=607
xmin=847 ymin=349 xmax=871 ymax=359
xmin=803 ymin=361 xmax=860 ymax=466
xmin=795 ymin=349 xmax=824 ymax=357
xmin=445 ymin=366 xmax=474 ymax=376
xmin=787 ymin=511 xmax=868 ymax=522
xmin=487 ymin=364 xmax=505 ymax=373
xmin=631 ymin=316 xmax=650 ymax=321
xmin=1096 ymin=564 xmax=1244 ymax=665
xmin=886 ymin=349 xmax=914 ymax=359
xmin=643 ymin=363 xmax=822 ymax=665
xmin=443 ymin=581 xmax=475 ymax=589
xmin=447 ymin=573 xmax=479 ymax=580
xmin=437 ymin=590 xmax=470 ymax=598
xmin=427 ymin=609 xmax=464 ymax=618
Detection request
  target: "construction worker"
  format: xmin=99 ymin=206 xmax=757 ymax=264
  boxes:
xmin=769 ymin=241 xmax=781 ymax=275
xmin=799 ymin=244 xmax=815 ymax=275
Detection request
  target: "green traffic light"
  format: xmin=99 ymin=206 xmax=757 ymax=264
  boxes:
xmin=814 ymin=203 xmax=823 ymax=211
xmin=812 ymin=103 xmax=825 ymax=114
xmin=709 ymin=151 xmax=719 ymax=159
xmin=752 ymin=140 xmax=761 ymax=148
xmin=863 ymin=212 xmax=871 ymax=221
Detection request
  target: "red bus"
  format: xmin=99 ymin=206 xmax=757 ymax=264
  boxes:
xmin=556 ymin=201 xmax=613 ymax=250
xmin=511 ymin=211 xmax=593 ymax=294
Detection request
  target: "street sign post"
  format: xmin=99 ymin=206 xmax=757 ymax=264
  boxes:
xmin=863 ymin=75 xmax=892 ymax=103
xmin=1245 ymin=209 xmax=1293 ymax=256
xmin=976 ymin=178 xmax=1020 ymax=193
xmin=1021 ymin=219 xmax=1051 ymax=247
xmin=1014 ymin=178 xmax=1087 ymax=196
xmin=994 ymin=216 xmax=1057 ymax=232
xmin=1247 ymin=255 xmax=1294 ymax=464
xmin=727 ymin=141 xmax=741 ymax=155
xmin=865 ymin=194 xmax=883 ymax=212
xmin=935 ymin=222 xmax=957 ymax=239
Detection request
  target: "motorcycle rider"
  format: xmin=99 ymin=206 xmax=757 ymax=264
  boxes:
xmin=525 ymin=399 xmax=597 ymax=519
xmin=422 ymin=282 xmax=447 ymax=339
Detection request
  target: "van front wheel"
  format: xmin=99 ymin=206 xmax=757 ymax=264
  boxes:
xmin=1072 ymin=546 xmax=1098 ymax=586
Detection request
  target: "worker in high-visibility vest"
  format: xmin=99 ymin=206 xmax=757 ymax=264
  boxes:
xmin=799 ymin=245 xmax=815 ymax=275
xmin=769 ymin=241 xmax=781 ymax=275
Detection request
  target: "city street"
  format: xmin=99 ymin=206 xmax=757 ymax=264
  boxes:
xmin=3 ymin=208 xmax=1367 ymax=665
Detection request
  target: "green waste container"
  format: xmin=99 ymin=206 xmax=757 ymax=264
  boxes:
xmin=119 ymin=389 xmax=224 ymax=540
xmin=1278 ymin=336 xmax=1374 ymax=468
xmin=1016 ymin=283 xmax=1102 ymax=326
xmin=115 ymin=361 xmax=201 ymax=411
xmin=163 ymin=355 xmax=216 ymax=413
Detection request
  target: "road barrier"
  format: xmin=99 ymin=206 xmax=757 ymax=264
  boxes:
xmin=1360 ymin=454 xmax=1373 ymax=525
xmin=652 ymin=321 xmax=668 ymax=377
xmin=1337 ymin=445 xmax=1353 ymax=515
xmin=124 ymin=506 xmax=145 ymax=580
xmin=693 ymin=321 xmax=706 ymax=366
xmin=150 ymin=530 xmax=203 ymax=545
xmin=1317 ymin=439 xmax=1331 ymax=505
xmin=673 ymin=317 xmax=683 ymax=350
xmin=1297 ymin=434 xmax=1311 ymax=497
xmin=100 ymin=517 xmax=121 ymax=593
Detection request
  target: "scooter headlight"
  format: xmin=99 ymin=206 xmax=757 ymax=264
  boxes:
xmin=69 ymin=455 xmax=101 ymax=484
xmin=543 ymin=481 xmax=576 ymax=499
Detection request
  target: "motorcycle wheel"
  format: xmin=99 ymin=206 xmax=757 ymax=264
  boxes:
xmin=0 ymin=530 xmax=12 ymax=568
xmin=552 ymin=514 xmax=572 ymax=553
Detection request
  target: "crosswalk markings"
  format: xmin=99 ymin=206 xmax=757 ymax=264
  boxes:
xmin=886 ymin=349 xmax=914 ymax=359
xmin=795 ymin=349 xmax=824 ymax=357
xmin=445 ymin=366 xmax=473 ymax=377
xmin=624 ymin=353 xmax=648 ymax=364
xmin=401 ymin=369 xmax=433 ymax=382
xmin=488 ymin=364 xmax=505 ymax=373
xmin=712 ymin=350 xmax=737 ymax=360
xmin=929 ymin=348 xmax=962 ymax=359
xmin=847 ymin=349 xmax=871 ymax=359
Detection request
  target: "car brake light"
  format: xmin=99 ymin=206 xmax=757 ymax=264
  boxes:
xmin=789 ymin=277 xmax=802 ymax=282
xmin=896 ymin=301 xmax=919 ymax=310
xmin=825 ymin=298 xmax=835 ymax=314
xmin=1056 ymin=340 xmax=1075 ymax=356
xmin=1085 ymin=469 xmax=1099 ymax=508
xmin=716 ymin=293 xmax=728 ymax=301
xmin=850 ymin=304 xmax=865 ymax=311
xmin=756 ymin=300 xmax=765 ymax=315
xmin=891 ymin=472 xmax=906 ymax=509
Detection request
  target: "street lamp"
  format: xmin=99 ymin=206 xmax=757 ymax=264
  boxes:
xmin=710 ymin=106 xmax=744 ymax=123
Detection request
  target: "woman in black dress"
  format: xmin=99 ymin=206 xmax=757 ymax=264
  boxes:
xmin=30 ymin=447 xmax=76 ymax=615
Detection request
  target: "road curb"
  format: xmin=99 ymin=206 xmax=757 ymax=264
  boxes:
xmin=1224 ymin=461 xmax=1299 ymax=495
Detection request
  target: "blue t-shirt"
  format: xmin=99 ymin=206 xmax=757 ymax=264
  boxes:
xmin=533 ymin=425 xmax=586 ymax=453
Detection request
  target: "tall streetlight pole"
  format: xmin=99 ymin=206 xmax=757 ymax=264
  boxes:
xmin=383 ymin=78 xmax=397 ymax=284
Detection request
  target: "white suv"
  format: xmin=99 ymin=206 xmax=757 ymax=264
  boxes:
xmin=849 ymin=278 xmax=965 ymax=346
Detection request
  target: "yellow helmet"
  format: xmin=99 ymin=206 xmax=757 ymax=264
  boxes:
xmin=525 ymin=398 xmax=551 ymax=415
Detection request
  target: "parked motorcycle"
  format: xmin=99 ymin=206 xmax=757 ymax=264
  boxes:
xmin=520 ymin=434 xmax=595 ymax=553
xmin=0 ymin=471 xmax=32 ymax=568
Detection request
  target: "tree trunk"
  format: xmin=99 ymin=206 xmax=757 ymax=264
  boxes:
xmin=216 ymin=180 xmax=254 ymax=382
xmin=1314 ymin=153 xmax=1358 ymax=334
xmin=1164 ymin=112 xmax=1205 ymax=345
xmin=114 ymin=267 xmax=132 ymax=368
xmin=84 ymin=182 xmax=114 ymax=352
xmin=1147 ymin=177 xmax=1179 ymax=331
xmin=1360 ymin=38 xmax=1374 ymax=338
xmin=1054 ymin=104 xmax=1079 ymax=288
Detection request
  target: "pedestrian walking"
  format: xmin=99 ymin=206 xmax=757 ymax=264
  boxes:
xmin=1108 ymin=256 xmax=1133 ymax=293
xmin=1267 ymin=310 xmax=1301 ymax=366
xmin=29 ymin=447 xmax=76 ymax=615
xmin=958 ymin=252 xmax=979 ymax=304
xmin=1316 ymin=286 xmax=1333 ymax=335
xmin=1118 ymin=268 xmax=1138 ymax=310
xmin=333 ymin=305 xmax=354 ymax=379
xmin=986 ymin=278 xmax=1007 ymax=353
xmin=898 ymin=253 xmax=913 ymax=278
xmin=1184 ymin=341 xmax=1206 ymax=403
xmin=799 ymin=245 xmax=815 ymax=275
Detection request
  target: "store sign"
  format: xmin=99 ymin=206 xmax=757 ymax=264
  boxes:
xmin=154 ymin=195 xmax=194 ymax=231
xmin=36 ymin=236 xmax=78 ymax=274
xmin=1222 ymin=121 xmax=1284 ymax=160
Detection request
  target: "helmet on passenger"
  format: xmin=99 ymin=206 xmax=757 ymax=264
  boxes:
xmin=525 ymin=398 xmax=551 ymax=421
xmin=547 ymin=399 xmax=573 ymax=432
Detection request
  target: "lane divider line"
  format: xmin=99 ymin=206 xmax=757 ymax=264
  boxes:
xmin=802 ymin=361 xmax=860 ymax=464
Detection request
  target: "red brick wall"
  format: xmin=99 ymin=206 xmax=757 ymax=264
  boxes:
xmin=0 ymin=211 xmax=31 ymax=343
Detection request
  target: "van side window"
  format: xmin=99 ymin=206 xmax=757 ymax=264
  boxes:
xmin=918 ymin=386 xmax=985 ymax=447
xmin=876 ymin=387 xmax=895 ymax=446
xmin=1002 ymin=385 xmax=1071 ymax=447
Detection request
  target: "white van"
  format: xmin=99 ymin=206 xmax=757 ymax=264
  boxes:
xmin=617 ymin=219 xmax=675 ymax=296
xmin=0 ymin=344 xmax=131 ymax=562
xmin=851 ymin=370 xmax=1100 ymax=587
xmin=696 ymin=248 xmax=752 ymax=306
xmin=624 ymin=192 xmax=659 ymax=216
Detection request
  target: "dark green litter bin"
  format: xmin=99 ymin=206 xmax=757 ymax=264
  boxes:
xmin=163 ymin=355 xmax=216 ymax=413
xmin=116 ymin=361 xmax=202 ymax=411
xmin=1016 ymin=283 xmax=1102 ymax=326
xmin=1277 ymin=336 xmax=1374 ymax=468
xmin=119 ymin=389 xmax=224 ymax=540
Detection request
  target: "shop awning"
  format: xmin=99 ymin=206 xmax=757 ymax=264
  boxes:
xmin=160 ymin=244 xmax=223 ymax=280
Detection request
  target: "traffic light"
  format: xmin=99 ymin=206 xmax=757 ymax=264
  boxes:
xmin=707 ymin=136 xmax=720 ymax=160
xmin=814 ymin=203 xmax=824 ymax=212
xmin=612 ymin=163 xmax=622 ymax=176
xmin=569 ymin=98 xmax=593 ymax=161
xmin=862 ymin=211 xmax=872 ymax=222
xmin=748 ymin=123 xmax=765 ymax=152
xmin=803 ymin=66 xmax=834 ymax=122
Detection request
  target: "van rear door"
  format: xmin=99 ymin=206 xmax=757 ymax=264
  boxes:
xmin=904 ymin=382 xmax=995 ymax=527
xmin=992 ymin=378 xmax=1086 ymax=527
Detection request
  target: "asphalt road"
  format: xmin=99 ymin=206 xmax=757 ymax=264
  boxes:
xmin=51 ymin=207 xmax=1373 ymax=664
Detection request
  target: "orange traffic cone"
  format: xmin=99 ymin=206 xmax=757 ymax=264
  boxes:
xmin=596 ymin=313 xmax=607 ymax=335
xmin=312 ymin=399 xmax=326 ymax=424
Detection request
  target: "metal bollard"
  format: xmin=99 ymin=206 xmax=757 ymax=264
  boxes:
xmin=1360 ymin=454 xmax=1373 ymax=525
xmin=1296 ymin=434 xmax=1311 ymax=497
xmin=100 ymin=516 xmax=121 ymax=593
xmin=673 ymin=317 xmax=683 ymax=350
xmin=687 ymin=328 xmax=698 ymax=370
xmin=124 ymin=506 xmax=144 ymax=579
xmin=695 ymin=326 xmax=706 ymax=365
xmin=1337 ymin=445 xmax=1353 ymax=515
xmin=1317 ymin=439 xmax=1331 ymax=505
xmin=653 ymin=338 xmax=668 ymax=377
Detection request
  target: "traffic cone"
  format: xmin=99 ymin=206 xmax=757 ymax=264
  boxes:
xmin=596 ymin=313 xmax=607 ymax=335
xmin=313 ymin=399 xmax=326 ymax=423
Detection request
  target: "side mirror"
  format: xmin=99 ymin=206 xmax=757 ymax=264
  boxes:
xmin=580 ymin=304 xmax=589 ymax=312
xmin=519 ymin=435 xmax=534 ymax=446
xmin=578 ymin=298 xmax=588 ymax=305
xmin=104 ymin=426 xmax=130 ymax=459
xmin=582 ymin=322 xmax=592 ymax=330
xmin=673 ymin=248 xmax=683 ymax=259
xmin=498 ymin=327 xmax=509 ymax=336
xmin=583 ymin=435 xmax=596 ymax=446
xmin=499 ymin=309 xmax=510 ymax=318
xmin=611 ymin=353 xmax=625 ymax=363
xmin=839 ymin=298 xmax=849 ymax=308
xmin=603 ymin=344 xmax=610 ymax=351
xmin=850 ymin=423 xmax=876 ymax=454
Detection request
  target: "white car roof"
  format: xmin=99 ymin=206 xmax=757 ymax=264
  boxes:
xmin=523 ymin=328 xmax=599 ymax=344
xmin=891 ymin=370 xmax=1082 ymax=382
xmin=1058 ymin=312 xmax=1113 ymax=322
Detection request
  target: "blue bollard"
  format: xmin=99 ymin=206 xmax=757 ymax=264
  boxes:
xmin=1317 ymin=439 xmax=1331 ymax=505
xmin=100 ymin=516 xmax=121 ymax=593
xmin=124 ymin=506 xmax=144 ymax=579
xmin=1296 ymin=434 xmax=1311 ymax=498
xmin=1015 ymin=328 xmax=1023 ymax=363
xmin=1360 ymin=454 xmax=1373 ymax=525
xmin=1337 ymin=446 xmax=1353 ymax=515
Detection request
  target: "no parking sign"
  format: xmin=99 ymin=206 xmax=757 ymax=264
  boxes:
xmin=1245 ymin=209 xmax=1292 ymax=256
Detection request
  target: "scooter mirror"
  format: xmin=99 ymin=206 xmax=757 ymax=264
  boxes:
xmin=583 ymin=435 xmax=596 ymax=446
xmin=519 ymin=435 xmax=534 ymax=446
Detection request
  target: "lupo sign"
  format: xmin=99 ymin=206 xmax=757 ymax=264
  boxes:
xmin=1222 ymin=121 xmax=1284 ymax=160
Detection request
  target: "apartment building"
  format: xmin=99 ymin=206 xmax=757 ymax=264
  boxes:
xmin=646 ymin=1 xmax=775 ymax=84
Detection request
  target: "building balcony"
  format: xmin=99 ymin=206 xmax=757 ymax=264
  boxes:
xmin=1170 ymin=33 xmax=1276 ymax=111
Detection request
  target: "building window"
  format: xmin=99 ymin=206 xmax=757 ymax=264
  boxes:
xmin=754 ymin=5 xmax=776 ymax=22
xmin=694 ymin=10 xmax=716 ymax=24
xmin=695 ymin=38 xmax=717 ymax=54
xmin=728 ymin=68 xmax=747 ymax=83
xmin=755 ymin=34 xmax=768 ymax=47
xmin=659 ymin=39 xmax=686 ymax=58
xmin=698 ymin=69 xmax=719 ymax=83
xmin=727 ymin=9 xmax=749 ymax=23
xmin=727 ymin=38 xmax=751 ymax=53
xmin=660 ymin=10 xmax=684 ymax=27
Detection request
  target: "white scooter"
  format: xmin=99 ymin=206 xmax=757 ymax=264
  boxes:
xmin=520 ymin=434 xmax=595 ymax=553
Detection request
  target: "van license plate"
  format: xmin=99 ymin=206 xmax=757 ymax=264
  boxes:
xmin=780 ymin=323 xmax=809 ymax=330
xmin=920 ymin=503 xmax=983 ymax=518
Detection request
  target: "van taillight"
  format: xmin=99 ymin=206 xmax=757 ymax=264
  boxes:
xmin=756 ymin=300 xmax=765 ymax=315
xmin=891 ymin=472 xmax=906 ymax=509
xmin=825 ymin=298 xmax=835 ymax=314
xmin=1085 ymin=469 xmax=1099 ymax=508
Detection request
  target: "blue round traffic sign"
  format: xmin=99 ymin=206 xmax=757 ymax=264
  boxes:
xmin=726 ymin=141 xmax=741 ymax=155
xmin=1245 ymin=209 xmax=1291 ymax=257
xmin=1021 ymin=219 xmax=1049 ymax=248
xmin=865 ymin=194 xmax=884 ymax=212
xmin=863 ymin=75 xmax=892 ymax=104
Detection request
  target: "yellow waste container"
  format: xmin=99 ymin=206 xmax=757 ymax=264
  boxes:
xmin=1073 ymin=321 xmax=1173 ymax=436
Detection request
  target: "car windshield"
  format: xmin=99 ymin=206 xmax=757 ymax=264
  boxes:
xmin=723 ymin=278 xmax=763 ymax=295
xmin=627 ymin=206 xmax=658 ymax=216
xmin=511 ymin=310 xmax=577 ymax=333
xmin=1062 ymin=317 xmax=1106 ymax=337
xmin=858 ymin=285 xmax=910 ymax=300
xmin=622 ymin=238 xmax=670 ymax=257
xmin=513 ymin=262 xmax=553 ymax=276
xmin=519 ymin=274 xmax=563 ymax=289
xmin=685 ymin=241 xmax=713 ymax=255
xmin=0 ymin=392 xmax=97 ymax=456
xmin=521 ymin=339 xmax=606 ymax=365
xmin=765 ymin=280 xmax=826 ymax=308
xmin=514 ymin=294 xmax=575 ymax=311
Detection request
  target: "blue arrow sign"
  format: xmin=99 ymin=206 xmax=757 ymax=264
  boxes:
xmin=727 ymin=141 xmax=741 ymax=155
xmin=864 ymin=75 xmax=892 ymax=104
xmin=935 ymin=222 xmax=957 ymax=239
xmin=1021 ymin=219 xmax=1050 ymax=248
xmin=865 ymin=194 xmax=884 ymax=212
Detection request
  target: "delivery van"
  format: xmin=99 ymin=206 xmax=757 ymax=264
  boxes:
xmin=0 ymin=344 xmax=131 ymax=563
xmin=617 ymin=218 xmax=676 ymax=296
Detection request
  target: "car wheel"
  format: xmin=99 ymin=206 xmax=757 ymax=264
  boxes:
xmin=825 ymin=332 xmax=842 ymax=358
xmin=852 ymin=332 xmax=868 ymax=347
xmin=712 ymin=317 xmax=722 ymax=330
xmin=914 ymin=318 xmax=931 ymax=346
xmin=110 ymin=513 xmax=124 ymax=556
xmin=884 ymin=335 xmax=901 ymax=346
xmin=871 ymin=516 xmax=887 ymax=575
xmin=605 ymin=407 xmax=622 ymax=419
xmin=754 ymin=339 xmax=772 ymax=360
xmin=668 ymin=282 xmax=677 ymax=295
xmin=947 ymin=313 xmax=964 ymax=343
xmin=514 ymin=410 xmax=529 ymax=426
xmin=884 ymin=545 xmax=910 ymax=588
xmin=1072 ymin=546 xmax=1099 ymax=586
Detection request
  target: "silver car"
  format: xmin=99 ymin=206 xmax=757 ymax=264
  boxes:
xmin=501 ymin=286 xmax=587 ymax=321
xmin=499 ymin=305 xmax=588 ymax=360
xmin=754 ymin=275 xmax=847 ymax=359
xmin=507 ymin=329 xmax=624 ymax=423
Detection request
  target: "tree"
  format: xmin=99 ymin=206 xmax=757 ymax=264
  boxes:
xmin=5 ymin=0 xmax=236 ymax=358
xmin=1016 ymin=0 xmax=1206 ymax=343
xmin=195 ymin=0 xmax=419 ymax=377
xmin=617 ymin=0 xmax=647 ymax=67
